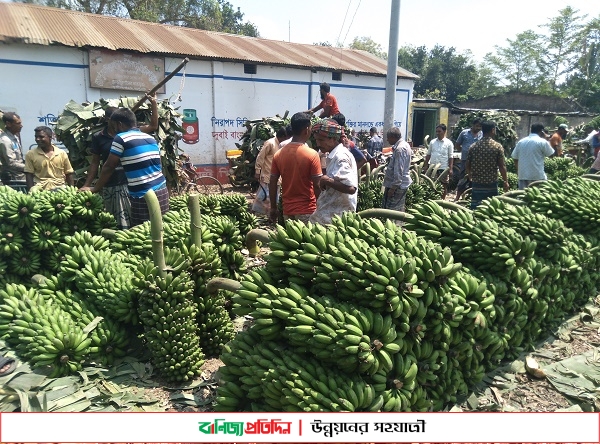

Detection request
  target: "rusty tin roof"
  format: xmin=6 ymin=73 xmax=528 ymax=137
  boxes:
xmin=0 ymin=2 xmax=418 ymax=79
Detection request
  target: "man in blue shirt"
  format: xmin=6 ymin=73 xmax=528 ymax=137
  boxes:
xmin=454 ymin=119 xmax=482 ymax=201
xmin=511 ymin=123 xmax=555 ymax=190
xmin=87 ymin=107 xmax=169 ymax=226
xmin=366 ymin=127 xmax=384 ymax=156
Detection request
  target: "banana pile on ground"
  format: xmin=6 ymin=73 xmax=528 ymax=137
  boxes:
xmin=356 ymin=163 xmax=443 ymax=212
xmin=356 ymin=178 xmax=384 ymax=212
xmin=0 ymin=190 xmax=238 ymax=380
xmin=0 ymin=186 xmax=116 ymax=285
xmin=228 ymin=114 xmax=289 ymax=187
xmin=216 ymin=176 xmax=600 ymax=411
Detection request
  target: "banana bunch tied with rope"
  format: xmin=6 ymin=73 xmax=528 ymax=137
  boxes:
xmin=216 ymin=330 xmax=376 ymax=412
xmin=34 ymin=274 xmax=129 ymax=366
xmin=134 ymin=247 xmax=204 ymax=382
xmin=0 ymin=283 xmax=91 ymax=377
xmin=233 ymin=267 xmax=403 ymax=376
xmin=406 ymin=200 xmax=536 ymax=278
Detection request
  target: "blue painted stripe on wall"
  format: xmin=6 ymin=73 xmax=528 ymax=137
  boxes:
xmin=0 ymin=58 xmax=86 ymax=69
xmin=0 ymin=59 xmax=411 ymax=94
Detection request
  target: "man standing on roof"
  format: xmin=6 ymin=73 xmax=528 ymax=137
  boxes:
xmin=306 ymin=83 xmax=340 ymax=118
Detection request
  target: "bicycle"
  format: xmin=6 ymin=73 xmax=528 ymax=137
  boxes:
xmin=179 ymin=155 xmax=224 ymax=195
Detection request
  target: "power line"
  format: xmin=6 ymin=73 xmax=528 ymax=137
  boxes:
xmin=341 ymin=0 xmax=362 ymax=47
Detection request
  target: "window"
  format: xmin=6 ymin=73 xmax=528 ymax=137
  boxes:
xmin=332 ymin=72 xmax=342 ymax=81
xmin=244 ymin=64 xmax=257 ymax=74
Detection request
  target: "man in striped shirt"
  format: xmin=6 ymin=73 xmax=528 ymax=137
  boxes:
xmin=87 ymin=108 xmax=169 ymax=226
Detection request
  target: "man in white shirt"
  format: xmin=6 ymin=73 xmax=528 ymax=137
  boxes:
xmin=424 ymin=124 xmax=454 ymax=198
xmin=511 ymin=123 xmax=555 ymax=190
xmin=309 ymin=119 xmax=358 ymax=225
xmin=574 ymin=125 xmax=599 ymax=156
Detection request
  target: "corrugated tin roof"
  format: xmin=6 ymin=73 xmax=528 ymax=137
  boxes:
xmin=0 ymin=2 xmax=418 ymax=80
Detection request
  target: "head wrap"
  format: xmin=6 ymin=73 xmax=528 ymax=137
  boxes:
xmin=311 ymin=119 xmax=343 ymax=139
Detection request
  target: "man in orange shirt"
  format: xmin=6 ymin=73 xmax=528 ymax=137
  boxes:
xmin=306 ymin=83 xmax=340 ymax=118
xmin=549 ymin=124 xmax=568 ymax=157
xmin=269 ymin=112 xmax=322 ymax=223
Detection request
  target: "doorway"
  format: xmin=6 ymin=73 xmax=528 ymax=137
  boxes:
xmin=412 ymin=109 xmax=438 ymax=147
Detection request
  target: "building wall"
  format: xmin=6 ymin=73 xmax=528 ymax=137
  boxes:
xmin=0 ymin=43 xmax=414 ymax=182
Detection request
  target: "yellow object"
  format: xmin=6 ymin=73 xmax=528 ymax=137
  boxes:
xmin=226 ymin=149 xmax=242 ymax=158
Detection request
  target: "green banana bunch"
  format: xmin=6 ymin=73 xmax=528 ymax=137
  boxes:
xmin=0 ymin=223 xmax=24 ymax=256
xmin=217 ymin=330 xmax=375 ymax=412
xmin=1 ymin=283 xmax=91 ymax=377
xmin=2 ymin=192 xmax=40 ymax=228
xmin=27 ymin=222 xmax=61 ymax=251
xmin=134 ymin=249 xmax=204 ymax=382
xmin=35 ymin=275 xmax=129 ymax=366
xmin=36 ymin=190 xmax=73 ymax=225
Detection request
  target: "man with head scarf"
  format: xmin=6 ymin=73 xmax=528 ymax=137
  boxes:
xmin=309 ymin=119 xmax=358 ymax=225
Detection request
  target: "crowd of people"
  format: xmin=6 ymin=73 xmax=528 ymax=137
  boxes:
xmin=2 ymin=82 xmax=599 ymax=229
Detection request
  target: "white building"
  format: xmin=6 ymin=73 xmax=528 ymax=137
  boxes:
xmin=0 ymin=2 xmax=417 ymax=182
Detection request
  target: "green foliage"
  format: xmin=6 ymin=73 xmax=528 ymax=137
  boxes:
xmin=350 ymin=36 xmax=387 ymax=59
xmin=450 ymin=110 xmax=520 ymax=153
xmin=54 ymin=98 xmax=184 ymax=191
xmin=28 ymin=0 xmax=259 ymax=36
xmin=228 ymin=114 xmax=290 ymax=187
xmin=398 ymin=45 xmax=478 ymax=103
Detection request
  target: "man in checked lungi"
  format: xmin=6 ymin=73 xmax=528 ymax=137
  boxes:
xmin=86 ymin=107 xmax=169 ymax=226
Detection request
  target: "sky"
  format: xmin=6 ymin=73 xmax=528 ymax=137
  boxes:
xmin=239 ymin=0 xmax=597 ymax=63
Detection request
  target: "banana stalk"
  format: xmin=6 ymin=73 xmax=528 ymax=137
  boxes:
xmin=207 ymin=277 xmax=242 ymax=295
xmin=246 ymin=228 xmax=270 ymax=256
xmin=144 ymin=189 xmax=166 ymax=278
xmin=188 ymin=193 xmax=202 ymax=247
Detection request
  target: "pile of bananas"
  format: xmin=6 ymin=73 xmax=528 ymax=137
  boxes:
xmin=218 ymin=177 xmax=600 ymax=411
xmin=356 ymin=178 xmax=384 ymax=212
xmin=523 ymin=178 xmax=600 ymax=237
xmin=0 ymin=283 xmax=91 ymax=377
xmin=0 ymin=186 xmax=115 ymax=284
xmin=35 ymin=275 xmax=129 ymax=366
xmin=217 ymin=329 xmax=376 ymax=412
xmin=134 ymin=247 xmax=205 ymax=382
xmin=405 ymin=201 xmax=536 ymax=278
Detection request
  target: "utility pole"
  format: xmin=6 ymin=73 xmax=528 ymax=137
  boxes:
xmin=289 ymin=21 xmax=291 ymax=42
xmin=383 ymin=0 xmax=401 ymax=138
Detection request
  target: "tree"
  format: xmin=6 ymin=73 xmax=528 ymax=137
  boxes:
xmin=349 ymin=36 xmax=386 ymax=59
xmin=539 ymin=6 xmax=586 ymax=92
xmin=21 ymin=0 xmax=259 ymax=36
xmin=466 ymin=62 xmax=504 ymax=100
xmin=564 ymin=17 xmax=600 ymax=111
xmin=483 ymin=30 xmax=548 ymax=93
xmin=396 ymin=45 xmax=479 ymax=103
